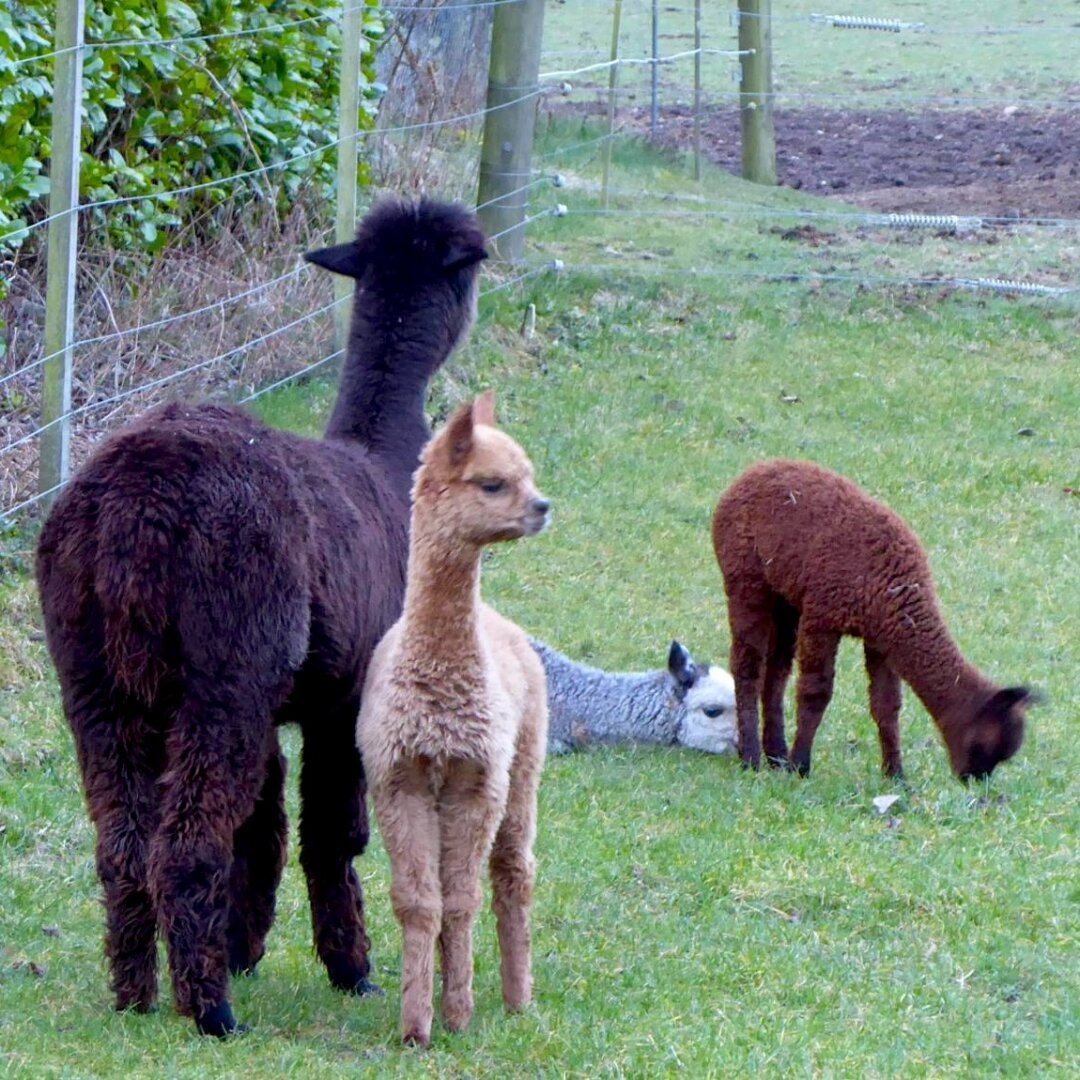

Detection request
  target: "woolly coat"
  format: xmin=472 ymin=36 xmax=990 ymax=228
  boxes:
xmin=531 ymin=639 xmax=736 ymax=755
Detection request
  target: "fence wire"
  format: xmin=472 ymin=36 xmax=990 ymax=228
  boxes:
xmin=2 ymin=0 xmax=1077 ymax=522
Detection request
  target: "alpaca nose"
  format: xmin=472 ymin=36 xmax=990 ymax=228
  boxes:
xmin=531 ymin=498 xmax=550 ymax=515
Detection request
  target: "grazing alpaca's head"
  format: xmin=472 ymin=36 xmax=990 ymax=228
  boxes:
xmin=413 ymin=391 xmax=550 ymax=547
xmin=667 ymin=641 xmax=738 ymax=754
xmin=950 ymin=687 xmax=1031 ymax=781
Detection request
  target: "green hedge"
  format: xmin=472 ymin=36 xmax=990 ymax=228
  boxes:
xmin=0 ymin=0 xmax=382 ymax=250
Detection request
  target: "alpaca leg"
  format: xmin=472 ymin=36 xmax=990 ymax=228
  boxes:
xmin=437 ymin=764 xmax=508 ymax=1033
xmin=58 ymin=659 xmax=164 ymax=1014
xmin=725 ymin=583 xmax=775 ymax=770
xmin=488 ymin=735 xmax=543 ymax=1014
xmin=297 ymin=700 xmax=377 ymax=996
xmin=865 ymin=646 xmax=904 ymax=778
xmin=371 ymin=761 xmax=441 ymax=1048
xmin=761 ymin=599 xmax=799 ymax=766
xmin=149 ymin=692 xmax=273 ymax=1036
xmin=789 ymin=629 xmax=841 ymax=777
xmin=227 ymin=737 xmax=288 ymax=975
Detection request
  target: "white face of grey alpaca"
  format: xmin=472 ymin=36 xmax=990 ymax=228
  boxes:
xmin=679 ymin=667 xmax=737 ymax=754
xmin=667 ymin=641 xmax=737 ymax=755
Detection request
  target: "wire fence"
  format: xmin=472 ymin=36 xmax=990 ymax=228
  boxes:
xmin=2 ymin=0 xmax=1078 ymax=524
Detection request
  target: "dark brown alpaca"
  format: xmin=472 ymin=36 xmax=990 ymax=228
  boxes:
xmin=35 ymin=198 xmax=487 ymax=1037
xmin=712 ymin=459 xmax=1031 ymax=781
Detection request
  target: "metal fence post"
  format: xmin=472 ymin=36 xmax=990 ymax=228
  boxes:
xmin=333 ymin=1 xmax=364 ymax=354
xmin=600 ymin=0 xmax=623 ymax=209
xmin=650 ymin=0 xmax=659 ymax=140
xmin=693 ymin=0 xmax=702 ymax=180
xmin=738 ymin=0 xmax=776 ymax=185
xmin=39 ymin=0 xmax=85 ymax=506
xmin=476 ymin=0 xmax=547 ymax=262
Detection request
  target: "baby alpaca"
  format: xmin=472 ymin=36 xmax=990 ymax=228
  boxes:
xmin=358 ymin=392 xmax=549 ymax=1047
xmin=534 ymin=639 xmax=736 ymax=755
xmin=712 ymin=458 xmax=1031 ymax=781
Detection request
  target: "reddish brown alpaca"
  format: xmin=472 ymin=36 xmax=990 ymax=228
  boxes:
xmin=712 ymin=459 xmax=1031 ymax=780
xmin=358 ymin=392 xmax=549 ymax=1048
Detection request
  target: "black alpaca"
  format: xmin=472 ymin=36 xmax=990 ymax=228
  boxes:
xmin=35 ymin=199 xmax=487 ymax=1037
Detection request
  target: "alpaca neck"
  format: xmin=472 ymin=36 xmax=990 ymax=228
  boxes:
xmin=886 ymin=612 xmax=992 ymax=738
xmin=324 ymin=295 xmax=455 ymax=495
xmin=400 ymin=523 xmax=484 ymax=664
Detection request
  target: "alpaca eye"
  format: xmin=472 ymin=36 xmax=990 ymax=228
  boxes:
xmin=479 ymin=479 xmax=505 ymax=495
xmin=702 ymin=705 xmax=725 ymax=718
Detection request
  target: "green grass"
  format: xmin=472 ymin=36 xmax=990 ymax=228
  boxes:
xmin=2 ymin=133 xmax=1078 ymax=1076
xmin=533 ymin=120 xmax=1080 ymax=298
xmin=540 ymin=0 xmax=1080 ymax=104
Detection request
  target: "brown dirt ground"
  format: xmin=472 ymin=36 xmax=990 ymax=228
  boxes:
xmin=630 ymin=105 xmax=1080 ymax=219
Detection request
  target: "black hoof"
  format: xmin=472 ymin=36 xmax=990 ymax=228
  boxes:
xmin=326 ymin=958 xmax=383 ymax=997
xmin=117 ymin=1000 xmax=158 ymax=1015
xmin=765 ymin=753 xmax=789 ymax=770
xmin=195 ymin=1001 xmax=246 ymax=1038
xmin=355 ymin=976 xmax=384 ymax=997
xmin=787 ymin=758 xmax=811 ymax=777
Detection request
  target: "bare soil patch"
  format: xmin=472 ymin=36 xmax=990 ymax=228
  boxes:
xmin=636 ymin=105 xmax=1080 ymax=219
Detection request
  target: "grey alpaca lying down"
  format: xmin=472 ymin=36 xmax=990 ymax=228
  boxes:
xmin=531 ymin=639 xmax=737 ymax=755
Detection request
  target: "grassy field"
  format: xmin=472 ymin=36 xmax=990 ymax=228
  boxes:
xmin=541 ymin=0 xmax=1080 ymax=104
xmin=2 ymin=127 xmax=1079 ymax=1076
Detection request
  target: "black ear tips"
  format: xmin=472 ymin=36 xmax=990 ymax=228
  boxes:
xmin=667 ymin=640 xmax=697 ymax=690
xmin=441 ymin=240 xmax=489 ymax=271
xmin=992 ymin=685 xmax=1039 ymax=712
xmin=303 ymin=242 xmax=365 ymax=279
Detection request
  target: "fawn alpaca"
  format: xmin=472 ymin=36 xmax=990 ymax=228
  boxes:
xmin=713 ymin=458 xmax=1031 ymax=780
xmin=358 ymin=392 xmax=549 ymax=1047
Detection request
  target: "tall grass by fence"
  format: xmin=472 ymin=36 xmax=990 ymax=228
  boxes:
xmin=2 ymin=0 xmax=1078 ymax=524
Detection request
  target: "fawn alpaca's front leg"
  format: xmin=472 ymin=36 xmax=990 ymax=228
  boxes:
xmin=437 ymin=764 xmax=509 ymax=1033
xmin=371 ymin=761 xmax=441 ymax=1047
xmin=489 ymin=722 xmax=544 ymax=1013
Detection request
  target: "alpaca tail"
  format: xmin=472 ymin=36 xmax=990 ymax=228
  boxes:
xmin=93 ymin=491 xmax=177 ymax=705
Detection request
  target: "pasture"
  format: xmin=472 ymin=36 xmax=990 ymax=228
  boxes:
xmin=1 ymin=0 xmax=1079 ymax=1073
xmin=2 ymin=140 xmax=1078 ymax=1073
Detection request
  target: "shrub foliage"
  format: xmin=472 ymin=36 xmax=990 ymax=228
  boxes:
xmin=0 ymin=0 xmax=382 ymax=249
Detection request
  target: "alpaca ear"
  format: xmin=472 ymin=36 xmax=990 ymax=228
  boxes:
xmin=668 ymin=640 xmax=697 ymax=697
xmin=441 ymin=236 xmax=489 ymax=271
xmin=985 ymin=686 xmax=1036 ymax=714
xmin=472 ymin=390 xmax=496 ymax=427
xmin=303 ymin=241 xmax=365 ymax=279
xmin=442 ymin=400 xmax=476 ymax=467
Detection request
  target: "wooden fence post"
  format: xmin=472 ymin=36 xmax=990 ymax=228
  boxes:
xmin=737 ymin=0 xmax=776 ymax=185
xmin=600 ymin=0 xmax=623 ymax=209
xmin=39 ymin=0 xmax=85 ymax=506
xmin=476 ymin=0 xmax=547 ymax=261
xmin=333 ymin=1 xmax=365 ymax=354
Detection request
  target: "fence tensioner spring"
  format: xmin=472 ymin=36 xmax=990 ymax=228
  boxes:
xmin=810 ymin=14 xmax=927 ymax=33
xmin=873 ymin=213 xmax=984 ymax=233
